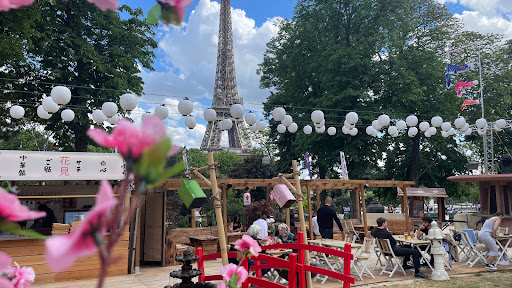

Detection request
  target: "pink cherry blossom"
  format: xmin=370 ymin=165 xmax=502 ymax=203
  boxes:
xmin=87 ymin=116 xmax=166 ymax=159
xmin=0 ymin=189 xmax=46 ymax=222
xmin=160 ymin=0 xmax=193 ymax=23
xmin=0 ymin=0 xmax=34 ymax=11
xmin=234 ymin=235 xmax=261 ymax=257
xmin=0 ymin=251 xmax=12 ymax=274
xmin=217 ymin=283 xmax=226 ymax=288
xmin=10 ymin=263 xmax=35 ymax=288
xmin=87 ymin=0 xmax=119 ymax=11
xmin=45 ymin=180 xmax=117 ymax=273
xmin=220 ymin=263 xmax=248 ymax=287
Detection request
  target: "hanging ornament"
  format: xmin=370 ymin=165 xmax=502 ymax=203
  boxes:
xmin=441 ymin=122 xmax=452 ymax=132
xmin=454 ymin=117 xmax=466 ymax=129
xmin=366 ymin=126 xmax=376 ymax=136
xmin=377 ymin=114 xmax=390 ymax=127
xmin=272 ymin=107 xmax=286 ymax=122
xmin=230 ymin=104 xmax=244 ymax=119
xmin=42 ymin=97 xmax=59 ymax=114
xmin=107 ymin=115 xmax=120 ymax=125
xmin=315 ymin=125 xmax=325 ymax=134
xmin=396 ymin=120 xmax=407 ymax=131
xmin=61 ymin=109 xmax=75 ymax=122
xmin=408 ymin=127 xmax=418 ymax=137
xmin=406 ymin=115 xmax=418 ymax=127
xmin=427 ymin=127 xmax=437 ymax=135
xmin=204 ymin=108 xmax=217 ymax=122
xmin=141 ymin=112 xmax=153 ymax=121
xmin=476 ymin=118 xmax=487 ymax=129
xmin=178 ymin=98 xmax=193 ymax=116
xmin=185 ymin=116 xmax=196 ymax=129
xmin=51 ymin=86 xmax=72 ymax=105
xmin=249 ymin=125 xmax=258 ymax=132
xmin=154 ymin=105 xmax=169 ymax=120
xmin=277 ymin=124 xmax=286 ymax=133
xmin=221 ymin=119 xmax=233 ymax=131
xmin=255 ymin=120 xmax=266 ymax=132
xmin=327 ymin=127 xmax=336 ymax=136
xmin=92 ymin=109 xmax=107 ymax=123
xmin=282 ymin=115 xmax=293 ymax=127
xmin=9 ymin=105 xmax=25 ymax=119
xmin=344 ymin=120 xmax=355 ymax=130
xmin=342 ymin=125 xmax=350 ymax=135
xmin=37 ymin=106 xmax=52 ymax=120
xmin=303 ymin=125 xmax=312 ymax=135
xmin=120 ymin=93 xmax=138 ymax=111
xmin=288 ymin=123 xmax=298 ymax=133
xmin=311 ymin=110 xmax=324 ymax=124
xmin=372 ymin=120 xmax=381 ymax=130
xmin=345 ymin=112 xmax=358 ymax=125
xmin=431 ymin=116 xmax=443 ymax=127
xmin=102 ymin=102 xmax=118 ymax=117
xmin=349 ymin=128 xmax=358 ymax=136
xmin=495 ymin=119 xmax=507 ymax=129
xmin=245 ymin=111 xmax=257 ymax=125
xmin=419 ymin=121 xmax=430 ymax=132
xmin=387 ymin=126 xmax=398 ymax=136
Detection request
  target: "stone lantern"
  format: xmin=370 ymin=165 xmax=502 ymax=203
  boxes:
xmin=426 ymin=221 xmax=449 ymax=280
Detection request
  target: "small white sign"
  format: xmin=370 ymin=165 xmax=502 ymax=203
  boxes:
xmin=0 ymin=150 xmax=125 ymax=181
xmin=340 ymin=151 xmax=349 ymax=180
xmin=243 ymin=192 xmax=251 ymax=206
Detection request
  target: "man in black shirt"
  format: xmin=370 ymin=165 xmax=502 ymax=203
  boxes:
xmin=317 ymin=197 xmax=343 ymax=239
xmin=371 ymin=217 xmax=428 ymax=279
xmin=416 ymin=216 xmax=433 ymax=240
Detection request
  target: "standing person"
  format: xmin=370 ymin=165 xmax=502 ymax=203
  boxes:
xmin=371 ymin=217 xmax=428 ymax=278
xmin=312 ymin=210 xmax=320 ymax=237
xmin=478 ymin=212 xmax=504 ymax=269
xmin=317 ymin=197 xmax=343 ymax=239
xmin=252 ymin=212 xmax=268 ymax=240
xmin=263 ymin=211 xmax=275 ymax=236
xmin=194 ymin=207 xmax=202 ymax=227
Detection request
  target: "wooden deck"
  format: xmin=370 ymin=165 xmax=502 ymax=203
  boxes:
xmin=31 ymin=251 xmax=512 ymax=288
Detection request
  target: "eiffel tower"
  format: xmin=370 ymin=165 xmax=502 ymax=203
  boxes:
xmin=200 ymin=0 xmax=251 ymax=153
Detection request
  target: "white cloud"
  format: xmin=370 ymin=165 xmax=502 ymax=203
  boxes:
xmin=454 ymin=11 xmax=512 ymax=38
xmin=140 ymin=0 xmax=280 ymax=148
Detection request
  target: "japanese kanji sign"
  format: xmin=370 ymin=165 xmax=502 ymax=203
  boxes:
xmin=0 ymin=150 xmax=125 ymax=180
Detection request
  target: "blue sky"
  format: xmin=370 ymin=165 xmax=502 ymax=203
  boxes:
xmin=115 ymin=0 xmax=512 ymax=149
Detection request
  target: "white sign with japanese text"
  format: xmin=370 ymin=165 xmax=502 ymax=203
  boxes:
xmin=0 ymin=150 xmax=125 ymax=181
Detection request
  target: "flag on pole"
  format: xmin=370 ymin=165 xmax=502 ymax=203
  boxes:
xmin=340 ymin=152 xmax=349 ymax=180
xmin=304 ymin=152 xmax=312 ymax=179
xmin=182 ymin=146 xmax=191 ymax=179
xmin=455 ymin=80 xmax=478 ymax=96
xmin=461 ymin=99 xmax=480 ymax=111
xmin=445 ymin=63 xmax=475 ymax=88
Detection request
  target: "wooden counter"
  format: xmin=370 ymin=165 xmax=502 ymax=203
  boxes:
xmin=0 ymin=232 xmax=129 ymax=284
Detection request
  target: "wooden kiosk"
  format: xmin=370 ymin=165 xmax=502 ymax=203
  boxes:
xmin=448 ymin=174 xmax=512 ymax=231
xmin=397 ymin=187 xmax=449 ymax=225
xmin=0 ymin=150 xmax=131 ymax=283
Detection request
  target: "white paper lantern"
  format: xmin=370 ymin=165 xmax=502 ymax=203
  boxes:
xmin=349 ymin=128 xmax=358 ymax=136
xmin=204 ymin=108 xmax=217 ymax=122
xmin=155 ymin=105 xmax=169 ymax=120
xmin=120 ymin=93 xmax=137 ymax=111
xmin=428 ymin=127 xmax=437 ymax=135
xmin=185 ymin=116 xmax=196 ymax=129
xmin=342 ymin=125 xmax=350 ymax=135
xmin=408 ymin=127 xmax=418 ymax=137
xmin=303 ymin=125 xmax=313 ymax=134
xmin=230 ymin=104 xmax=244 ymax=119
xmin=102 ymin=102 xmax=118 ymax=117
xmin=396 ymin=120 xmax=407 ymax=131
xmin=256 ymin=120 xmax=266 ymax=131
xmin=315 ymin=126 xmax=325 ymax=134
xmin=311 ymin=110 xmax=324 ymax=124
xmin=51 ymin=86 xmax=71 ymax=105
xmin=460 ymin=123 xmax=470 ymax=132
xmin=277 ymin=124 xmax=287 ymax=133
xmin=327 ymin=127 xmax=336 ymax=135
xmin=344 ymin=120 xmax=355 ymax=130
xmin=387 ymin=126 xmax=398 ymax=136
xmin=441 ymin=122 xmax=452 ymax=132
xmin=419 ymin=121 xmax=430 ymax=132
xmin=406 ymin=115 xmax=418 ymax=127
xmin=315 ymin=119 xmax=325 ymax=128
xmin=272 ymin=107 xmax=286 ymax=122
xmin=475 ymin=118 xmax=487 ymax=129
xmin=431 ymin=116 xmax=443 ymax=127
xmin=178 ymin=98 xmax=193 ymax=116
xmin=221 ymin=119 xmax=233 ymax=130
xmin=478 ymin=129 xmax=486 ymax=136
xmin=107 ymin=115 xmax=120 ymax=125
xmin=37 ymin=105 xmax=51 ymax=119
xmin=288 ymin=123 xmax=298 ymax=133
xmin=464 ymin=129 xmax=473 ymax=136
xmin=42 ymin=97 xmax=59 ymax=113
xmin=391 ymin=131 xmax=399 ymax=137
xmin=282 ymin=115 xmax=293 ymax=127
xmin=346 ymin=112 xmax=358 ymax=125
xmin=496 ymin=119 xmax=507 ymax=129
xmin=372 ymin=120 xmax=381 ymax=130
xmin=425 ymin=130 xmax=432 ymax=137
xmin=141 ymin=112 xmax=152 ymax=121
xmin=378 ymin=114 xmax=390 ymax=127
xmin=454 ymin=117 xmax=466 ymax=129
xmin=9 ymin=105 xmax=25 ymax=119
xmin=495 ymin=126 xmax=503 ymax=132
xmin=441 ymin=131 xmax=449 ymax=138
xmin=448 ymin=128 xmax=456 ymax=136
xmin=92 ymin=109 xmax=106 ymax=123
xmin=61 ymin=109 xmax=75 ymax=122
xmin=366 ymin=126 xmax=376 ymax=136
xmin=249 ymin=125 xmax=258 ymax=132
xmin=245 ymin=111 xmax=257 ymax=125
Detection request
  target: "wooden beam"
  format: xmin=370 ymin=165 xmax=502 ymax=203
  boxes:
xmin=222 ymin=185 xmax=228 ymax=245
xmin=307 ymin=182 xmax=313 ymax=240
xmin=278 ymin=172 xmax=295 ymax=179
xmin=403 ymin=185 xmax=410 ymax=235
xmin=207 ymin=152 xmax=228 ymax=265
xmin=266 ymin=183 xmax=272 ymax=201
xmin=437 ymin=197 xmax=443 ymax=227
xmin=191 ymin=170 xmax=212 ymax=187
xmin=496 ymin=184 xmax=505 ymax=214
xmin=279 ymin=176 xmax=297 ymax=193
xmin=359 ymin=184 xmax=368 ymax=238
xmin=355 ymin=188 xmax=360 ymax=220
xmin=316 ymin=190 xmax=321 ymax=211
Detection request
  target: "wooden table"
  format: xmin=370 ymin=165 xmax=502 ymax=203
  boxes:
xmin=227 ymin=232 xmax=244 ymax=244
xmin=496 ymin=235 xmax=512 ymax=265
xmin=393 ymin=235 xmax=433 ymax=270
xmin=309 ymin=239 xmax=363 ymax=249
xmin=188 ymin=235 xmax=219 ymax=255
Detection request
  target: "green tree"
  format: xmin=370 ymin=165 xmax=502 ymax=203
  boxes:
xmin=1 ymin=1 xmax=157 ymax=152
xmin=0 ymin=128 xmax=55 ymax=151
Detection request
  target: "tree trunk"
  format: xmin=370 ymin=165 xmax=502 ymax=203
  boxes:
xmin=407 ymin=133 xmax=420 ymax=187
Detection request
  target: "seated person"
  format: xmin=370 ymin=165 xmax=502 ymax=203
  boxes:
xmin=371 ymin=217 xmax=428 ymax=279
xmin=276 ymin=223 xmax=294 ymax=244
xmin=246 ymin=224 xmax=271 ymax=276
xmin=233 ymin=216 xmax=242 ymax=232
xmin=416 ymin=216 xmax=433 ymax=240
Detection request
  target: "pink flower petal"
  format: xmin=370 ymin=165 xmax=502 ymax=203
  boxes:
xmin=0 ymin=189 xmax=46 ymax=222
xmin=87 ymin=0 xmax=119 ymax=11
xmin=168 ymin=145 xmax=180 ymax=157
xmin=220 ymin=263 xmax=248 ymax=287
xmin=0 ymin=251 xmax=12 ymax=274
xmin=234 ymin=235 xmax=261 ymax=256
xmin=0 ymin=0 xmax=34 ymax=11
xmin=87 ymin=129 xmax=114 ymax=148
xmin=0 ymin=277 xmax=13 ymax=288
xmin=45 ymin=181 xmax=117 ymax=273
xmin=11 ymin=263 xmax=35 ymax=288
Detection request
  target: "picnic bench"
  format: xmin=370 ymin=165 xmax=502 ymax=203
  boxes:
xmin=165 ymin=226 xmax=220 ymax=266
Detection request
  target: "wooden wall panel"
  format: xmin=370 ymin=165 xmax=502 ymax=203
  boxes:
xmin=142 ymin=192 xmax=164 ymax=262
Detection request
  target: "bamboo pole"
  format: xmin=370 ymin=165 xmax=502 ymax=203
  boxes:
xmin=278 ymin=176 xmax=297 ymax=193
xmin=191 ymin=208 xmax=196 ymax=228
xmin=286 ymin=208 xmax=290 ymax=228
xmin=191 ymin=170 xmax=212 ymax=187
xmin=359 ymin=184 xmax=369 ymax=238
xmin=208 ymin=152 xmax=228 ymax=265
xmin=437 ymin=197 xmax=443 ymax=228
xmin=316 ymin=190 xmax=321 ymax=211
xmin=291 ymin=160 xmax=312 ymax=288
xmin=403 ymin=185 xmax=410 ymax=235
xmin=222 ymin=185 xmax=228 ymax=244
xmin=355 ymin=188 xmax=360 ymax=220
xmin=266 ymin=183 xmax=272 ymax=200
xmin=307 ymin=183 xmax=314 ymax=240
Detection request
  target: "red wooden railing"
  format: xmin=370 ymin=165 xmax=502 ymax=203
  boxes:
xmin=197 ymin=231 xmax=355 ymax=288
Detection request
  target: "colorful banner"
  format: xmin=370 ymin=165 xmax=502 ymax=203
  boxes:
xmin=304 ymin=152 xmax=312 ymax=179
xmin=182 ymin=146 xmax=191 ymax=179
xmin=339 ymin=152 xmax=349 ymax=180
xmin=461 ymin=99 xmax=480 ymax=111
xmin=445 ymin=63 xmax=475 ymax=88
xmin=455 ymin=80 xmax=478 ymax=96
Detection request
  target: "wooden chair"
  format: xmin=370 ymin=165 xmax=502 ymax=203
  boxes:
xmin=376 ymin=239 xmax=406 ymax=277
xmin=461 ymin=231 xmax=488 ymax=267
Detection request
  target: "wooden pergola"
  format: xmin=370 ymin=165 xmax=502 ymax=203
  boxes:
xmin=157 ymin=178 xmax=415 ymax=239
